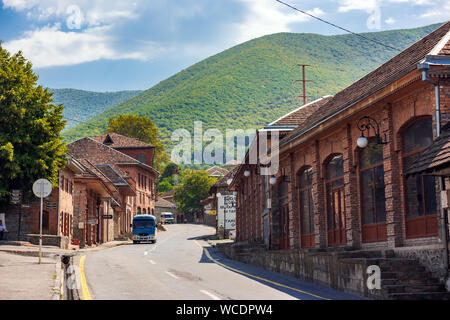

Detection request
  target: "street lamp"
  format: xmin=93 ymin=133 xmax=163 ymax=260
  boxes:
xmin=269 ymin=176 xmax=277 ymax=185
xmin=356 ymin=115 xmax=388 ymax=148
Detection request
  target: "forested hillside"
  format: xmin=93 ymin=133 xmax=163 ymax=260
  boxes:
xmin=50 ymin=89 xmax=142 ymax=130
xmin=62 ymin=23 xmax=442 ymax=150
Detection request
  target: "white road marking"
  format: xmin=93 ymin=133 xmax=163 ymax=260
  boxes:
xmin=149 ymin=260 xmax=156 ymax=265
xmin=144 ymin=251 xmax=148 ymax=256
xmin=165 ymin=271 xmax=179 ymax=279
xmin=200 ymin=290 xmax=221 ymax=300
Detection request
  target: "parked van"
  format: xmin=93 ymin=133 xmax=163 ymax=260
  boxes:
xmin=161 ymin=212 xmax=175 ymax=224
xmin=131 ymin=214 xmax=157 ymax=244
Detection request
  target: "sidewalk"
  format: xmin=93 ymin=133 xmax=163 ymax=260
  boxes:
xmin=0 ymin=251 xmax=60 ymax=300
xmin=0 ymin=240 xmax=132 ymax=257
xmin=0 ymin=240 xmax=131 ymax=300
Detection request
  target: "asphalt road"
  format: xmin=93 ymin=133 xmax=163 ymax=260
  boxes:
xmin=82 ymin=224 xmax=363 ymax=300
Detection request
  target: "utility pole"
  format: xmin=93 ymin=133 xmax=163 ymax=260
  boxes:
xmin=295 ymin=64 xmax=312 ymax=105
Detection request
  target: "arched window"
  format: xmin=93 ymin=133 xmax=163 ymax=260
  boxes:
xmin=402 ymin=117 xmax=438 ymax=238
xmin=359 ymin=140 xmax=386 ymax=243
xmin=297 ymin=167 xmax=314 ymax=248
xmin=137 ymin=207 xmax=141 ymax=215
xmin=143 ymin=208 xmax=147 ymax=215
xmin=325 ymin=154 xmax=346 ymax=246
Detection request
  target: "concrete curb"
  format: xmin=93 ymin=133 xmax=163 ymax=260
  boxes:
xmin=51 ymin=257 xmax=63 ymax=300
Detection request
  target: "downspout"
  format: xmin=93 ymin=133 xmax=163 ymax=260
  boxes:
xmin=417 ymin=62 xmax=449 ymax=282
xmin=417 ymin=62 xmax=440 ymax=137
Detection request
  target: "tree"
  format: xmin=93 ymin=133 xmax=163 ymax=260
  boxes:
xmin=173 ymin=170 xmax=216 ymax=215
xmin=0 ymin=45 xmax=67 ymax=204
xmin=106 ymin=114 xmax=168 ymax=171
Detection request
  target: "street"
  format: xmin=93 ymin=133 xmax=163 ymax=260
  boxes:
xmin=81 ymin=224 xmax=362 ymax=300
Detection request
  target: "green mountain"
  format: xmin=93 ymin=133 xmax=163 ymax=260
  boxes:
xmin=50 ymin=89 xmax=142 ymax=130
xmin=62 ymin=23 xmax=442 ymax=150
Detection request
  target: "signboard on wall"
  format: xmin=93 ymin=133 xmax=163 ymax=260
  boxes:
xmin=218 ymin=195 xmax=236 ymax=230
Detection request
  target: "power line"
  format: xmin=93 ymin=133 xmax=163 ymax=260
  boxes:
xmin=275 ymin=0 xmax=401 ymax=52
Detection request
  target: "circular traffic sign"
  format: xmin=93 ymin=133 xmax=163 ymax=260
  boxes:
xmin=32 ymin=179 xmax=52 ymax=198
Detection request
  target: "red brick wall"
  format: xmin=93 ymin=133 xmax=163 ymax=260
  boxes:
xmin=117 ymin=148 xmax=155 ymax=167
xmin=235 ymin=80 xmax=445 ymax=251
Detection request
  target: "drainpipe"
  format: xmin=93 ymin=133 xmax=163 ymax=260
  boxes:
xmin=417 ymin=62 xmax=441 ymax=137
xmin=418 ymin=62 xmax=449 ymax=284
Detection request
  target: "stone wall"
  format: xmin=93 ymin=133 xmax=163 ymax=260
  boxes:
xmin=217 ymin=243 xmax=374 ymax=298
xmin=217 ymin=242 xmax=450 ymax=299
xmin=393 ymin=244 xmax=447 ymax=280
xmin=24 ymin=234 xmax=69 ymax=249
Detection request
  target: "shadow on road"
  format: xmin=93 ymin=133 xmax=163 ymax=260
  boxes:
xmin=199 ymin=245 xmax=365 ymax=300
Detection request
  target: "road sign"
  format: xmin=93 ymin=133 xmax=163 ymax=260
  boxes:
xmin=10 ymin=189 xmax=22 ymax=205
xmin=32 ymin=178 xmax=52 ymax=265
xmin=33 ymin=179 xmax=52 ymax=198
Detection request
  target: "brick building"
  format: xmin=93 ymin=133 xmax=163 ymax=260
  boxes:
xmin=93 ymin=133 xmax=159 ymax=218
xmin=228 ymin=23 xmax=450 ymax=298
xmin=68 ymin=134 xmax=158 ymax=244
xmin=1 ymin=156 xmax=86 ymax=248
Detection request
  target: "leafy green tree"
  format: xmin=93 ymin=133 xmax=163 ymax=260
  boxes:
xmin=0 ymin=45 xmax=67 ymax=204
xmin=173 ymin=170 xmax=216 ymax=214
xmin=157 ymin=178 xmax=173 ymax=194
xmin=106 ymin=114 xmax=168 ymax=171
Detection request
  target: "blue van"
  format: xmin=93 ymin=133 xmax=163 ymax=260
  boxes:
xmin=131 ymin=215 xmax=157 ymax=244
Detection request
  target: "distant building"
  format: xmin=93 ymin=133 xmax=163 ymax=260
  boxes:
xmin=206 ymin=166 xmax=229 ymax=178
xmin=155 ymin=197 xmax=177 ymax=223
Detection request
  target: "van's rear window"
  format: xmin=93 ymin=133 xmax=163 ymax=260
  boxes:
xmin=133 ymin=220 xmax=155 ymax=228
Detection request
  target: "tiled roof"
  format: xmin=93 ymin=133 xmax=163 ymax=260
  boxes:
xmin=405 ymin=125 xmax=450 ymax=176
xmin=212 ymin=165 xmax=239 ymax=189
xmin=93 ymin=132 xmax=154 ymax=149
xmin=206 ymin=166 xmax=229 ymax=177
xmin=95 ymin=164 xmax=129 ymax=186
xmin=268 ymin=96 xmax=333 ymax=127
xmin=281 ymin=21 xmax=450 ymax=147
xmin=155 ymin=197 xmax=177 ymax=208
xmin=68 ymin=137 xmax=158 ymax=175
xmin=161 ymin=189 xmax=175 ymax=198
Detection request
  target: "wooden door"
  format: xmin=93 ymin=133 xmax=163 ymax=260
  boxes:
xmin=279 ymin=204 xmax=290 ymax=249
xmin=327 ymin=187 xmax=346 ymax=246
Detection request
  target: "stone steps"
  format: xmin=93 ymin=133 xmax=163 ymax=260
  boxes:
xmin=389 ymin=292 xmax=450 ymax=300
xmin=381 ymin=278 xmax=441 ymax=286
xmin=383 ymin=284 xmax=445 ymax=294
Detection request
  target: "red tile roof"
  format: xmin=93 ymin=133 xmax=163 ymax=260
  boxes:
xmin=281 ymin=21 xmax=450 ymax=147
xmin=93 ymin=132 xmax=154 ymax=149
xmin=67 ymin=137 xmax=158 ymax=176
xmin=268 ymin=96 xmax=333 ymax=127
xmin=155 ymin=197 xmax=177 ymax=208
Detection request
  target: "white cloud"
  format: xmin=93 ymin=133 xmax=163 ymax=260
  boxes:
xmin=3 ymin=24 xmax=165 ymax=68
xmin=337 ymin=0 xmax=380 ymax=13
xmin=2 ymin=0 xmax=141 ymax=28
xmin=385 ymin=17 xmax=395 ymax=24
xmin=419 ymin=1 xmax=450 ymax=19
xmin=234 ymin=0 xmax=325 ymax=43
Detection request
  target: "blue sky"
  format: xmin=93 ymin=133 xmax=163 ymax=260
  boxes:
xmin=0 ymin=0 xmax=448 ymax=92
